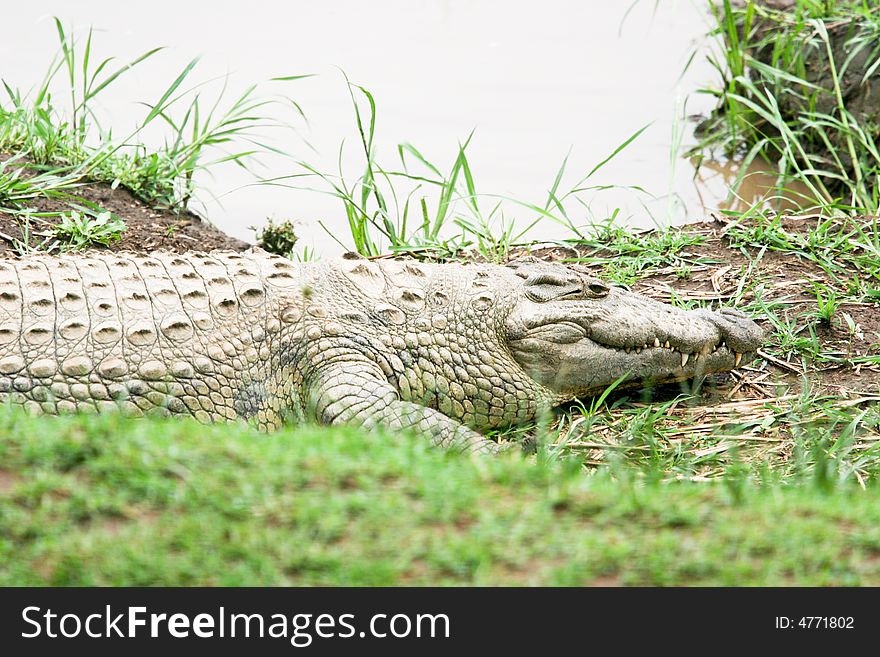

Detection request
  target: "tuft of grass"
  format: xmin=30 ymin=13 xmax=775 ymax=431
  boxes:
xmin=0 ymin=18 xmax=305 ymax=231
xmin=49 ymin=209 xmax=126 ymax=250
xmin=811 ymin=283 xmax=842 ymax=325
xmin=264 ymin=74 xmax=650 ymax=260
xmin=0 ymin=155 xmax=81 ymax=210
xmin=253 ymin=217 xmax=299 ymax=258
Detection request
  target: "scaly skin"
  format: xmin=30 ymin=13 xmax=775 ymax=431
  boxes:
xmin=0 ymin=250 xmax=764 ymax=453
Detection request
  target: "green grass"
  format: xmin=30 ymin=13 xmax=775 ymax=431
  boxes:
xmin=549 ymin=387 xmax=880 ymax=484
xmin=2 ymin=409 xmax=879 ymax=586
xmin=723 ymin=212 xmax=880 ymax=287
xmin=561 ymin=219 xmax=710 ymax=285
xmin=262 ymin=74 xmax=650 ymax=260
xmin=49 ymin=209 xmax=126 ymax=250
xmin=253 ymin=217 xmax=300 ymax=258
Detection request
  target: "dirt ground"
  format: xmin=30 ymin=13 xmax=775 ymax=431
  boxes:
xmin=0 ymin=179 xmax=249 ymax=254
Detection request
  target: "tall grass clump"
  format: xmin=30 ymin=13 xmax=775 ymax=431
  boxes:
xmin=0 ymin=19 xmax=304 ymax=213
xmin=696 ymin=0 xmax=880 ymax=213
xmin=265 ymin=74 xmax=650 ymax=259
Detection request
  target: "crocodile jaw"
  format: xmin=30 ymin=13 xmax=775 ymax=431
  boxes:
xmin=505 ymin=289 xmax=764 ymax=398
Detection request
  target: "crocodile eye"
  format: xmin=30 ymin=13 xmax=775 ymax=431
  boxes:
xmin=586 ymin=282 xmax=610 ymax=297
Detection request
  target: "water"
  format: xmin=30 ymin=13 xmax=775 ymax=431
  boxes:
xmin=4 ymin=0 xmax=764 ymax=255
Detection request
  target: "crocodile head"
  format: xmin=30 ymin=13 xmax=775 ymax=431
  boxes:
xmin=504 ymin=258 xmax=764 ymax=398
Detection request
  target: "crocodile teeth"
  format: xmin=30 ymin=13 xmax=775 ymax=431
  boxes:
xmin=681 ymin=352 xmax=690 ymax=367
xmin=664 ymin=341 xmax=671 ymax=349
xmin=636 ymin=347 xmax=642 ymax=354
xmin=734 ymin=352 xmax=743 ymax=367
xmin=654 ymin=338 xmax=660 ymax=348
xmin=625 ymin=347 xmax=631 ymax=354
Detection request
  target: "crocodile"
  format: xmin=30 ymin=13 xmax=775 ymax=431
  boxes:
xmin=0 ymin=250 xmax=763 ymax=452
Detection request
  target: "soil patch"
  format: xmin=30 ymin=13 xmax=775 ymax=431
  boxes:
xmin=0 ymin=176 xmax=250 ymax=255
xmin=0 ymin=468 xmax=22 ymax=495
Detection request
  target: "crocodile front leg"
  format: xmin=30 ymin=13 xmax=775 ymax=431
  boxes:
xmin=309 ymin=358 xmax=500 ymax=454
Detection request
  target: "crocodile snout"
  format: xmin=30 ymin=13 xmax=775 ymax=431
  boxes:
xmin=703 ymin=307 xmax=765 ymax=356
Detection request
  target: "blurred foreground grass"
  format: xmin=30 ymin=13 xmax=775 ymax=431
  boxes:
xmin=1 ymin=409 xmax=878 ymax=586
